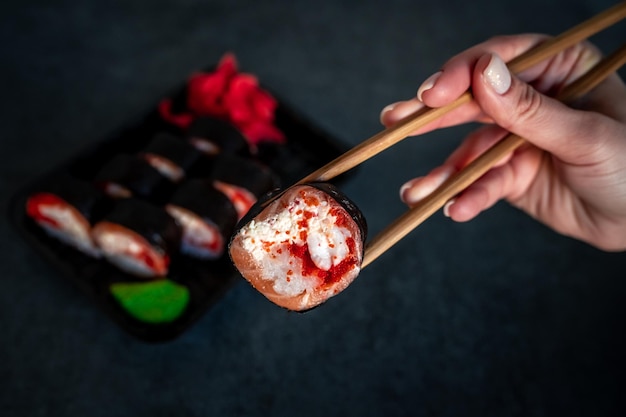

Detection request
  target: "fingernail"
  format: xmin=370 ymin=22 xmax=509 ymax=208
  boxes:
xmin=417 ymin=71 xmax=442 ymax=101
xmin=380 ymin=103 xmax=397 ymax=122
xmin=400 ymin=166 xmax=454 ymax=205
xmin=443 ymin=198 xmax=456 ymax=217
xmin=400 ymin=177 xmax=423 ymax=202
xmin=483 ymin=54 xmax=511 ymax=95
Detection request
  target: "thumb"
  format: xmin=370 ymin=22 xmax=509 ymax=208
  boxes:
xmin=472 ymin=53 xmax=599 ymax=164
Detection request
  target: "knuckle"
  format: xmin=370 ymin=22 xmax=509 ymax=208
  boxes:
xmin=504 ymin=86 xmax=545 ymax=131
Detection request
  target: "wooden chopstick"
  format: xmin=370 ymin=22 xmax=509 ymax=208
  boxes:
xmin=361 ymin=42 xmax=626 ymax=268
xmin=296 ymin=1 xmax=626 ymax=185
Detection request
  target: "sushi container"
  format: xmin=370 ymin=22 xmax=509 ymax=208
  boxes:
xmin=9 ymin=56 xmax=351 ymax=342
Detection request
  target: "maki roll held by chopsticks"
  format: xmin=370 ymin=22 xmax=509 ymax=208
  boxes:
xmin=229 ymin=183 xmax=366 ymax=311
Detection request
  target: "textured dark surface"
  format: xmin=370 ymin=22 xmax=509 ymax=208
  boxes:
xmin=2 ymin=1 xmax=626 ymax=416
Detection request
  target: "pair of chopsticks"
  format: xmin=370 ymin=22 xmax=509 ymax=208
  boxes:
xmin=295 ymin=1 xmax=626 ymax=268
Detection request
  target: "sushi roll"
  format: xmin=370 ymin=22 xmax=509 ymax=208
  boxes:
xmin=93 ymin=154 xmax=172 ymax=200
xmin=186 ymin=116 xmax=250 ymax=156
xmin=165 ymin=179 xmax=238 ymax=260
xmin=229 ymin=182 xmax=367 ymax=311
xmin=25 ymin=176 xmax=109 ymax=258
xmin=139 ymin=132 xmax=204 ymax=182
xmin=92 ymin=198 xmax=182 ymax=277
xmin=211 ymin=154 xmax=279 ymax=220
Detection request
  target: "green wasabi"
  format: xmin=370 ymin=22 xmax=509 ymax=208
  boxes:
xmin=110 ymin=279 xmax=190 ymax=323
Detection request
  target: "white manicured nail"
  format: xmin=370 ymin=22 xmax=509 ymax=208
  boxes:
xmin=380 ymin=102 xmax=398 ymax=122
xmin=483 ymin=54 xmax=511 ymax=95
xmin=401 ymin=166 xmax=454 ymax=205
xmin=443 ymin=198 xmax=457 ymax=217
xmin=400 ymin=177 xmax=422 ymax=202
xmin=417 ymin=71 xmax=442 ymax=101
xmin=381 ymin=103 xmax=396 ymax=114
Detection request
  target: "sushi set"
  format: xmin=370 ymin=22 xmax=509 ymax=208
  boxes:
xmin=12 ymin=6 xmax=624 ymax=341
xmin=9 ymin=54 xmax=351 ymax=342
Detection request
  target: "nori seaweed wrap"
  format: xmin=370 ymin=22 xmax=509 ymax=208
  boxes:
xmin=92 ymin=198 xmax=182 ymax=277
xmin=165 ymin=179 xmax=238 ymax=260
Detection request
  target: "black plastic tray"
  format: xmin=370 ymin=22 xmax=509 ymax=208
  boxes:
xmin=9 ymin=73 xmax=350 ymax=342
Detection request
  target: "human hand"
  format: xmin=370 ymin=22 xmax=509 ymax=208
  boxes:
xmin=380 ymin=35 xmax=626 ymax=251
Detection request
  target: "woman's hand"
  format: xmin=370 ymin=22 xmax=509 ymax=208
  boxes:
xmin=380 ymin=35 xmax=626 ymax=251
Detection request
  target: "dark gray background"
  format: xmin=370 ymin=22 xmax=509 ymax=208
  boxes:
xmin=2 ymin=1 xmax=626 ymax=416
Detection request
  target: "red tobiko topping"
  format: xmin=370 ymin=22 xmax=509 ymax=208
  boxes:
xmin=287 ymin=241 xmax=358 ymax=287
xmin=159 ymin=52 xmax=286 ymax=147
xmin=329 ymin=207 xmax=349 ymax=228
